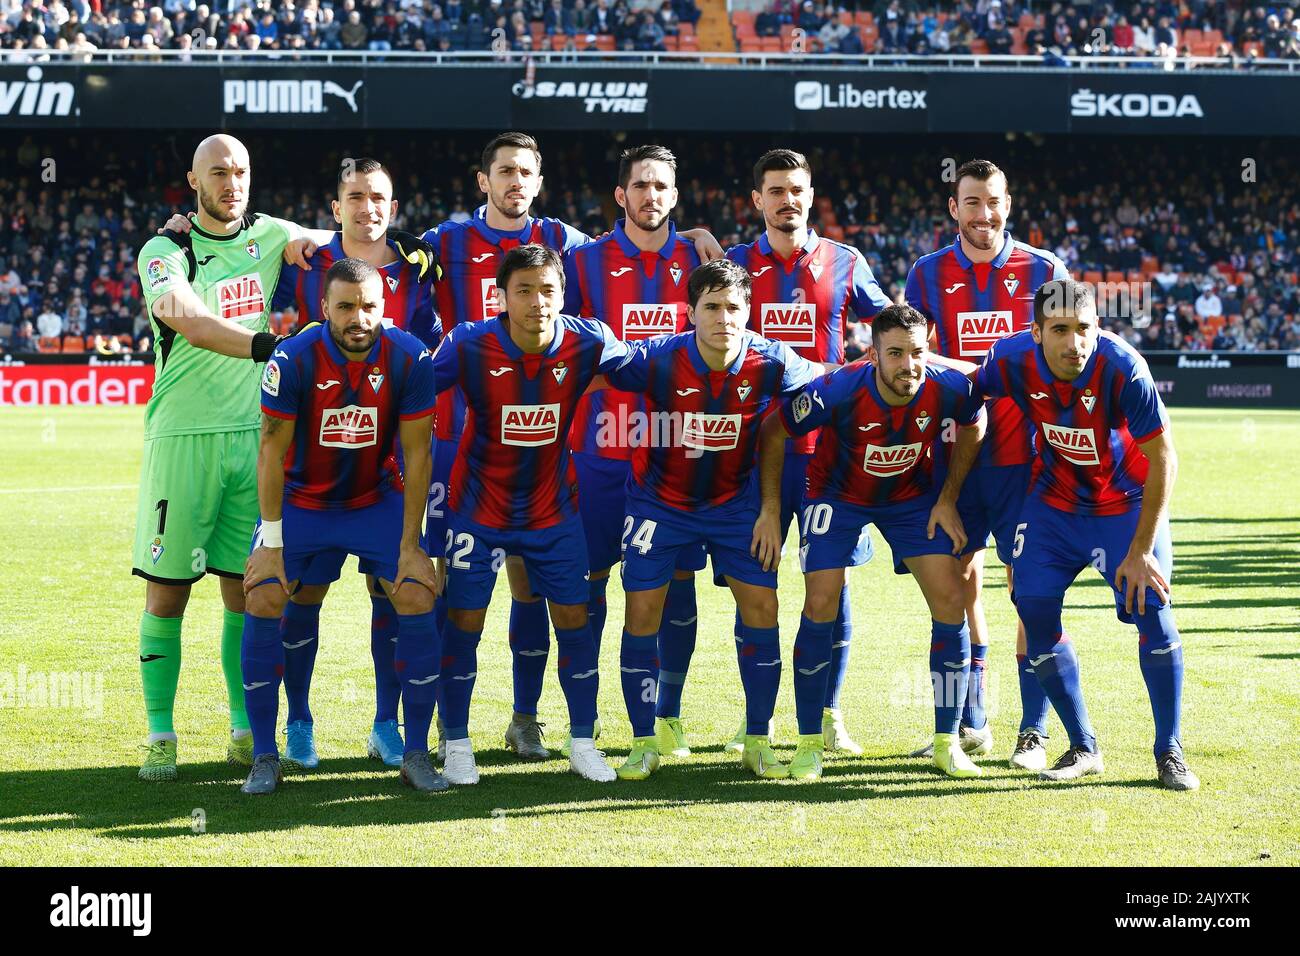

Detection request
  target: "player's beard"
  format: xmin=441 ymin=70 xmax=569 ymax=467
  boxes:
xmin=629 ymin=208 xmax=667 ymax=232
xmin=491 ymin=188 xmax=530 ymax=221
xmin=960 ymin=219 xmax=1002 ymax=252
xmin=879 ymin=369 xmax=921 ymax=401
xmin=198 ymin=183 xmax=247 ymax=224
xmin=767 ymin=210 xmax=805 ymax=234
xmin=330 ymin=322 xmax=380 ymax=357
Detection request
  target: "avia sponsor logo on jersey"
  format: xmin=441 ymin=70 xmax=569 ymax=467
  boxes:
xmin=217 ymin=275 xmax=265 ymax=322
xmin=956 ymin=310 xmax=1014 ymax=357
xmin=480 ymin=278 xmax=502 ymax=319
xmin=319 ymin=405 xmax=379 ymax=448
xmin=0 ymin=66 xmax=75 ymax=118
xmin=759 ymin=302 xmax=817 ymax=348
xmin=862 ymin=442 xmax=923 ymax=477
xmin=1070 ymin=88 xmax=1204 ymax=119
xmin=512 ymin=79 xmax=648 ymax=114
xmin=621 ymin=303 xmax=677 ymax=340
xmin=794 ymin=81 xmax=926 ymax=112
xmin=223 ymin=79 xmax=363 ymax=115
xmin=681 ymin=412 xmax=742 ymax=452
xmin=501 ymin=403 xmax=561 ymax=446
xmin=1041 ymin=423 xmax=1100 ymax=465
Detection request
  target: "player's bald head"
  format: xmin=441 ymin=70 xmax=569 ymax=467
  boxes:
xmin=191 ymin=134 xmax=250 ymax=175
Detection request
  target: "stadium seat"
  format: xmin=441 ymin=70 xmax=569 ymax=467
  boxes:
xmin=662 ymin=35 xmax=679 ymax=51
xmin=1126 ymin=271 xmax=1144 ymax=285
xmin=735 ymin=23 xmax=757 ymax=39
xmin=1182 ymin=29 xmax=1203 ymax=46
xmin=38 ymin=336 xmax=61 ymax=353
xmin=679 ymin=35 xmax=699 ymax=51
xmin=1083 ymin=270 xmax=1104 ymax=286
xmin=780 ymin=24 xmax=795 ymax=43
xmin=837 ymin=11 xmax=853 ymax=26
xmin=970 ymin=39 xmax=990 ymax=54
xmin=824 ymin=225 xmax=846 ymax=241
xmin=118 ymin=334 xmax=135 ymax=350
xmin=679 ymin=23 xmax=695 ymax=38
xmin=1204 ymin=29 xmax=1224 ymax=46
xmin=1011 ymin=28 xmax=1028 ymax=54
xmin=1141 ymin=256 xmax=1161 ymax=275
xmin=62 ymin=336 xmax=86 ymax=353
xmin=1243 ymin=41 xmax=1263 ymax=57
xmin=739 ymin=38 xmax=762 ymax=54
xmin=854 ymin=12 xmax=874 ymax=27
xmin=596 ymin=35 xmax=615 ymax=50
xmin=1018 ymin=12 xmax=1035 ymax=29
xmin=731 ymin=11 xmax=755 ymax=29
xmin=1105 ymin=271 xmax=1125 ymax=285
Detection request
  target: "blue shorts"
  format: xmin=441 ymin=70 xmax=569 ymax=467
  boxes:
xmin=800 ymin=494 xmax=949 ymax=576
xmin=779 ymin=451 xmax=811 ymax=546
xmin=253 ymin=494 xmax=404 ymax=589
xmin=958 ymin=462 xmax=1032 ymax=565
xmin=424 ymin=435 xmax=458 ymax=555
xmin=444 ymin=511 xmax=590 ymax=609
xmin=621 ymin=490 xmax=774 ymax=592
xmin=1011 ymin=494 xmax=1173 ymax=625
xmin=574 ymin=452 xmax=706 ymax=575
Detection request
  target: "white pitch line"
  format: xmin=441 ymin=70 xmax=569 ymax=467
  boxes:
xmin=0 ymin=484 xmax=136 ymax=494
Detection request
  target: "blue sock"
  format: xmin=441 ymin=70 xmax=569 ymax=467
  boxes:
xmin=793 ymin=616 xmax=834 ymax=735
xmin=1019 ymin=596 xmax=1097 ymax=752
xmin=395 ymin=610 xmax=440 ymax=755
xmin=436 ymin=622 xmax=480 ymax=741
xmin=1017 ymin=653 xmax=1051 ymax=734
xmin=280 ymin=601 xmax=319 ymax=726
xmin=241 ymin=612 xmax=284 ymax=759
xmin=824 ymin=585 xmax=852 ymax=709
xmin=434 ymin=593 xmax=448 ymax=637
xmin=1136 ymin=603 xmax=1184 ymax=758
xmin=656 ymin=577 xmax=697 ymax=719
xmin=370 ymin=596 xmax=401 ymax=724
xmin=930 ymin=619 xmax=971 ymax=735
xmin=962 ymin=642 xmax=989 ymax=730
xmin=509 ymin=598 xmax=549 ymax=715
xmin=739 ymin=624 xmax=781 ymax=736
xmin=587 ymin=577 xmax=609 ymax=656
xmin=555 ymin=624 xmax=598 ymax=738
xmin=733 ymin=606 xmax=744 ymax=671
xmin=620 ymin=630 xmax=659 ymax=738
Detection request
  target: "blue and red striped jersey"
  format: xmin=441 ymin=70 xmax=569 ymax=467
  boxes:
xmin=782 ymin=359 xmax=983 ymax=507
xmin=726 ymin=230 xmax=889 ymax=454
xmin=975 ymin=329 xmax=1168 ymax=516
xmin=905 ymin=233 xmax=1069 ymax=467
xmin=563 ymin=219 xmax=701 ymax=461
xmin=423 ymin=206 xmax=591 ymax=444
xmin=271 ymin=233 xmax=442 ymax=350
xmin=429 ymin=315 xmax=630 ymax=531
xmin=606 ymin=331 xmax=821 ymax=512
xmin=259 ymin=325 xmax=437 ymax=512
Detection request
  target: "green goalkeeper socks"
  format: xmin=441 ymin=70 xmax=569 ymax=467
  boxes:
xmin=140 ymin=612 xmax=182 ymax=737
xmin=222 ymin=608 xmax=250 ymax=733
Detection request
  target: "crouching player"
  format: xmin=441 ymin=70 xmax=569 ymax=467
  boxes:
xmin=601 ymin=258 xmax=822 ymax=781
xmin=761 ymin=304 xmax=988 ymax=779
xmin=240 ymin=258 xmax=445 ymax=795
xmin=975 ymin=279 xmax=1198 ymax=790
xmin=428 ymin=244 xmax=634 ymax=785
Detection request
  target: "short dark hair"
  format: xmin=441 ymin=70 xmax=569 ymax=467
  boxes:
xmin=618 ymin=144 xmax=677 ymax=191
xmin=497 ymin=243 xmax=564 ymax=293
xmin=481 ymin=131 xmax=542 ymax=176
xmin=338 ymin=157 xmax=393 ymax=190
xmin=951 ymin=158 xmax=1007 ymax=199
xmin=753 ymin=148 xmax=812 ymax=192
xmin=1034 ymin=279 xmax=1097 ymax=326
xmin=324 ymin=257 xmax=382 ymax=300
xmin=687 ymin=258 xmax=751 ymax=309
xmin=871 ymin=303 xmax=929 ymax=344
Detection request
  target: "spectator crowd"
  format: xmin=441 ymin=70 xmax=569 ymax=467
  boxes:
xmin=1 ymin=129 xmax=1296 ymax=355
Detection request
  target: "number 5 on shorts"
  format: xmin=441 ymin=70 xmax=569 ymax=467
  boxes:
xmin=621 ymin=517 xmax=657 ymax=555
xmin=1012 ymin=522 xmax=1028 ymax=558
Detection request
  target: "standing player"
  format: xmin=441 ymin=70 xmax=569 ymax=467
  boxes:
xmin=602 ymin=259 xmax=822 ymax=782
xmin=905 ymin=159 xmax=1070 ymax=769
xmin=760 ymin=304 xmax=987 ymax=779
xmin=133 ymin=134 xmax=308 ymax=781
xmin=241 ymin=257 xmax=443 ymax=794
xmin=428 ymin=244 xmax=633 ymax=785
xmin=563 ymin=144 xmax=704 ymax=760
xmin=267 ymin=158 xmax=441 ymax=771
xmin=975 ymin=280 xmax=1198 ymax=790
xmin=722 ymin=148 xmax=890 ymax=755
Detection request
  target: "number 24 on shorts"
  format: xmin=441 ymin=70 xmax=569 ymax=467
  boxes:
xmin=622 ymin=517 xmax=657 ymax=555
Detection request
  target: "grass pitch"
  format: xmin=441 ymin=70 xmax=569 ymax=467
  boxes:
xmin=0 ymin=407 xmax=1296 ymax=866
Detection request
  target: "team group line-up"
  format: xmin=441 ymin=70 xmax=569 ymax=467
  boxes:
xmin=129 ymin=131 xmax=1198 ymax=795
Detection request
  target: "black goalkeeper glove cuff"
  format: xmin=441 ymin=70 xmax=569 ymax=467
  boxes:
xmin=251 ymin=332 xmax=283 ymax=364
xmin=387 ymin=229 xmax=441 ymax=282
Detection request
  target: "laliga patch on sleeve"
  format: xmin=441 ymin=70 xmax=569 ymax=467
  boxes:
xmin=792 ymin=391 xmax=814 ymax=423
xmin=146 ymin=257 xmax=171 ymax=291
xmin=262 ymin=359 xmax=281 ymax=397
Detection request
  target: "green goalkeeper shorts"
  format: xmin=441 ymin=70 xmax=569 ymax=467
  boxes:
xmin=132 ymin=429 xmax=259 ymax=584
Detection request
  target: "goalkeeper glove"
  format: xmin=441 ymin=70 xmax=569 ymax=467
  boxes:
xmin=388 ymin=229 xmax=441 ymax=282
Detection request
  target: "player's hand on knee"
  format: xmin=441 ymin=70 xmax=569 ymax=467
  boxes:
xmin=927 ymin=499 xmax=967 ymax=555
xmin=1115 ymin=548 xmax=1170 ymax=617
xmin=244 ymin=546 xmax=291 ymax=596
xmin=751 ymin=508 xmax=782 ymax=572
xmin=394 ymin=546 xmax=439 ymax=597
xmin=283 ymin=238 xmax=319 ymax=270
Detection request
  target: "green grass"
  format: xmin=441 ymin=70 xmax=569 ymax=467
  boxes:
xmin=0 ymin=407 xmax=1296 ymax=866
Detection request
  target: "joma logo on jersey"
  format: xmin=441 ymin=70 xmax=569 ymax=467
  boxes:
xmin=862 ymin=442 xmax=923 ymax=477
xmin=681 ymin=412 xmax=741 ymax=451
xmin=759 ymin=303 xmax=817 ymax=348
xmin=956 ymin=310 xmax=1013 ymax=357
xmin=481 ymin=278 xmax=502 ymax=319
xmin=622 ymin=304 xmax=677 ymax=340
xmin=1042 ymin=423 xmax=1100 ymax=466
xmin=320 ymin=405 xmax=378 ymax=448
xmin=217 ymin=275 xmax=265 ymax=322
xmin=502 ymin=403 xmax=561 ymax=446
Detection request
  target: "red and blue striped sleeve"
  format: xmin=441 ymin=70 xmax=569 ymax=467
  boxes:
xmin=974 ymin=339 xmax=1010 ymax=400
xmin=400 ymin=344 xmax=438 ymax=420
xmin=595 ymin=320 xmax=633 ymax=373
xmin=271 ymin=261 xmax=298 ymax=311
xmin=430 ymin=333 xmax=460 ymax=395
xmin=777 ymin=341 xmax=822 ymax=393
xmin=604 ymin=342 xmax=651 ymax=392
xmin=562 ymin=249 xmax=585 ymax=316
xmin=259 ymin=350 xmax=300 ymax=419
xmin=1118 ymin=358 xmax=1167 ymax=443
xmin=781 ymin=368 xmax=840 ymax=436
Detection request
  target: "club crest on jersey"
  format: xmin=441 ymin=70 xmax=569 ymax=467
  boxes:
xmin=1080 ymin=389 xmax=1096 ymax=414
xmin=759 ymin=302 xmax=817 ymax=348
xmin=368 ymin=367 xmax=384 ymax=393
xmin=808 ymin=259 xmax=823 ymax=283
xmin=681 ymin=412 xmax=741 ymax=451
xmin=501 ymin=403 xmax=561 ymax=446
xmin=669 ymin=262 xmax=682 ymax=285
xmin=217 ymin=274 xmax=265 ymax=322
xmin=386 ymin=274 xmax=398 ymax=292
xmin=737 ymin=379 xmax=752 ymax=402
xmin=1042 ymin=423 xmax=1100 ymax=466
xmin=862 ymin=442 xmax=923 ymax=477
xmin=552 ymin=362 xmax=568 ymax=385
xmin=320 ymin=405 xmax=379 ymax=448
xmin=622 ymin=303 xmax=677 ymax=340
xmin=1003 ymin=274 xmax=1019 ymax=297
xmin=261 ymin=359 xmax=281 ymax=397
xmin=955 ymin=309 xmax=1013 ymax=358
xmin=245 ymin=238 xmax=261 ymax=261
xmin=150 ymin=537 xmax=164 ymax=564
xmin=916 ymin=411 xmax=932 ymax=432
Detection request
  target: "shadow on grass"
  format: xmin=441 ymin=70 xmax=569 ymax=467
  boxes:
xmin=1257 ymin=652 xmax=1300 ymax=660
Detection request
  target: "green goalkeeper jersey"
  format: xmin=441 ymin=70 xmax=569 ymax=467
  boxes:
xmin=136 ymin=213 xmax=301 ymax=439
